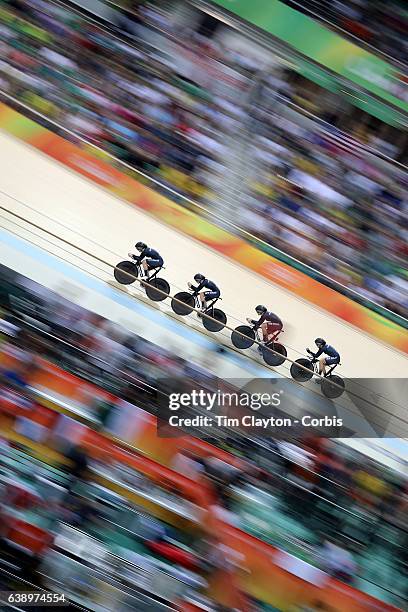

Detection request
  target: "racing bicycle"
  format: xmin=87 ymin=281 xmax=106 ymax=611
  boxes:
xmin=171 ymin=290 xmax=227 ymax=332
xmin=113 ymin=258 xmax=170 ymax=302
xmin=231 ymin=324 xmax=287 ymax=366
xmin=290 ymin=350 xmax=345 ymax=398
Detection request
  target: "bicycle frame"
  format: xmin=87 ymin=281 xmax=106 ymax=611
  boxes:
xmin=254 ymin=325 xmax=283 ymax=345
xmin=138 ymin=262 xmax=164 ymax=281
xmin=190 ymin=291 xmax=221 ymax=312
xmin=310 ymin=358 xmax=339 ymax=378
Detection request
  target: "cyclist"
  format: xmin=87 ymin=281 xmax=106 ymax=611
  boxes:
xmin=188 ymin=273 xmax=220 ymax=311
xmin=128 ymin=242 xmax=164 ymax=279
xmin=307 ymin=338 xmax=340 ymax=380
xmin=247 ymin=305 xmax=283 ymax=343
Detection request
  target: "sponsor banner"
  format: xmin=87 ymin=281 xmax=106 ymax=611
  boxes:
xmin=212 ymin=0 xmax=408 ymax=112
xmin=45 ymin=138 xmax=125 ymax=188
xmin=292 ymin=58 xmax=404 ymax=126
xmin=0 ymin=102 xmax=407 ymax=354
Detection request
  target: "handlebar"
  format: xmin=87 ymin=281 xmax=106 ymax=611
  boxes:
xmin=306 ymin=348 xmax=318 ymax=364
xmin=128 ymin=254 xmax=141 ymax=264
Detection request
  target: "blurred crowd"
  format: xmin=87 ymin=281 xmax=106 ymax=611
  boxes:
xmin=0 ymin=0 xmax=407 ymax=319
xmin=283 ymin=0 xmax=407 ymax=66
xmin=242 ymin=88 xmax=408 ymax=318
xmin=0 ymin=437 xmax=247 ymax=611
xmin=0 ymin=0 xmax=249 ymax=204
xmin=0 ymin=269 xmax=407 ymax=608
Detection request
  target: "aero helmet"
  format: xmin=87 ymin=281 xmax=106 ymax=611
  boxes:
xmin=255 ymin=305 xmax=267 ymax=314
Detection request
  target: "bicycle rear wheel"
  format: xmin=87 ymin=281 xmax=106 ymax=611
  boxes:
xmin=321 ymin=375 xmax=345 ymax=398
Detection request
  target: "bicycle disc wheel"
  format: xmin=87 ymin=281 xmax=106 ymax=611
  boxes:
xmin=290 ymin=358 xmax=314 ymax=382
xmin=114 ymin=261 xmax=138 ymax=285
xmin=321 ymin=375 xmax=345 ymax=399
xmin=262 ymin=342 xmax=287 ymax=366
xmin=145 ymin=277 xmax=170 ymax=302
xmin=171 ymin=291 xmax=195 ymax=315
xmin=202 ymin=308 xmax=227 ymax=332
xmin=231 ymin=325 xmax=255 ymax=349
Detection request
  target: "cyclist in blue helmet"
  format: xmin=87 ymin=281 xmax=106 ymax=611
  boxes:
xmin=308 ymin=338 xmax=340 ymax=381
xmin=188 ymin=273 xmax=220 ymax=310
xmin=128 ymin=241 xmax=164 ymax=279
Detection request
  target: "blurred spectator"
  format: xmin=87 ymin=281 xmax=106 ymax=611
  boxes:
xmin=353 ymin=463 xmax=389 ymax=508
xmin=171 ymin=450 xmax=206 ymax=480
xmin=67 ymin=495 xmax=106 ymax=531
xmin=64 ymin=442 xmax=89 ymax=494
xmin=0 ymin=354 xmax=32 ymax=391
xmin=318 ymin=537 xmax=358 ymax=583
xmin=4 ymin=476 xmax=43 ymax=511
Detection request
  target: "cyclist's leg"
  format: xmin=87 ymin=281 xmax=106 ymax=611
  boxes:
xmin=324 ymin=356 xmax=340 ymax=374
xmin=201 ymin=290 xmax=218 ymax=310
xmin=265 ymin=322 xmax=282 ymax=343
xmin=143 ymin=258 xmax=160 ymax=278
xmin=318 ymin=357 xmax=327 ymax=376
xmin=261 ymin=322 xmax=268 ymax=342
xmin=197 ymin=290 xmax=206 ymax=309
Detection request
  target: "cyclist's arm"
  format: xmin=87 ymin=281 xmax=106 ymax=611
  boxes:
xmin=190 ymin=280 xmax=205 ymax=292
xmin=130 ymin=253 xmax=142 ymax=263
xmin=253 ymin=313 xmax=266 ymax=329
xmin=133 ymin=247 xmax=148 ymax=263
xmin=314 ymin=347 xmax=324 ymax=358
